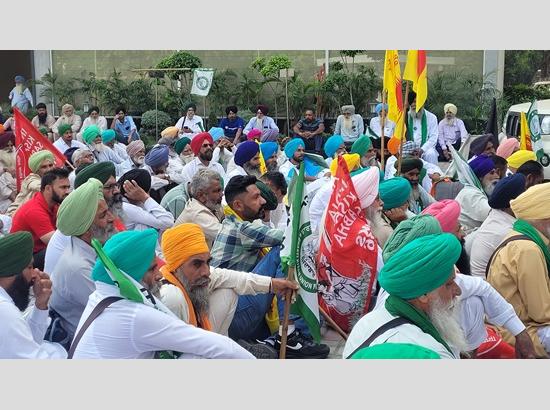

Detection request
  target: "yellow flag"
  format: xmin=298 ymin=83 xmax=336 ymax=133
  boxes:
xmin=383 ymin=50 xmax=405 ymax=140
xmin=403 ymin=50 xmax=428 ymax=111
xmin=519 ymin=111 xmax=533 ymax=151
xmin=257 ymin=140 xmax=268 ymax=175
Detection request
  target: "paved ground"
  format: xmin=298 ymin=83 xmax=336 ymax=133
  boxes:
xmin=321 ymin=325 xmax=346 ymax=359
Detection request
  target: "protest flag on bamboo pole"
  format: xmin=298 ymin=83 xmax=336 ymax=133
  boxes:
xmin=280 ymin=162 xmax=321 ymax=342
xmin=403 ymin=50 xmax=428 ymax=111
xmin=527 ymin=99 xmax=544 ymax=160
xmin=519 ymin=111 xmax=533 ymax=151
xmin=383 ymin=50 xmax=405 ymax=141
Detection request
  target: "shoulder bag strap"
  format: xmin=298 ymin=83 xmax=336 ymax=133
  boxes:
xmin=68 ymin=296 xmax=123 ymax=359
xmin=485 ymin=234 xmax=531 ymax=279
xmin=345 ymin=317 xmax=413 ymax=359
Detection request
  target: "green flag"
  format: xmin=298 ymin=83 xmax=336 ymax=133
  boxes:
xmin=280 ymin=162 xmax=321 ymax=342
xmin=527 ymin=99 xmax=544 ymax=160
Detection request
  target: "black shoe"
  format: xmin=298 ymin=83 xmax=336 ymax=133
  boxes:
xmin=237 ymin=339 xmax=278 ymax=359
xmin=259 ymin=330 xmax=330 ymax=359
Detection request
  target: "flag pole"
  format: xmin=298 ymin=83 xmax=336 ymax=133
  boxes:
xmin=380 ymin=90 xmax=387 ymax=170
xmin=279 ymin=266 xmax=295 ymax=359
xmin=319 ymin=306 xmax=348 ymax=340
xmin=397 ymin=81 xmax=410 ymax=175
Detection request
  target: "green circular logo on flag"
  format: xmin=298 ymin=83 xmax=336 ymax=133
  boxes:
xmin=530 ymin=115 xmax=541 ymax=136
xmin=296 ymin=222 xmax=318 ymax=292
xmin=196 ymin=76 xmax=210 ymax=91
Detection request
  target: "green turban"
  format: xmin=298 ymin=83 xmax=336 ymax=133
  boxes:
xmin=397 ymin=157 xmax=423 ymax=174
xmin=0 ymin=232 xmax=34 ymax=277
xmin=39 ymin=126 xmax=49 ymax=135
xmin=57 ymin=178 xmax=104 ymax=237
xmin=379 ymin=177 xmax=412 ymax=210
xmin=350 ymin=343 xmax=441 ymax=359
xmin=174 ymin=137 xmax=191 ymax=155
xmin=82 ymin=125 xmax=101 ymax=144
xmin=58 ymin=123 xmax=72 ymax=136
xmin=92 ymin=229 xmax=158 ymax=285
xmin=28 ymin=150 xmax=55 ymax=173
xmin=383 ymin=214 xmax=441 ymax=262
xmin=350 ymin=135 xmax=372 ymax=156
xmin=74 ymin=162 xmax=116 ymax=189
xmin=256 ymin=180 xmax=278 ymax=211
xmin=379 ymin=233 xmax=461 ymax=300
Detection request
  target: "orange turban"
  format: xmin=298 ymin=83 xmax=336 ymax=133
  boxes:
xmin=161 ymin=223 xmax=209 ymax=273
xmin=388 ymin=137 xmax=402 ymax=155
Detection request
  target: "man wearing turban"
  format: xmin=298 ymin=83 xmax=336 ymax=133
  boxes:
xmin=155 ymin=137 xmax=188 ymax=186
xmin=259 ymin=171 xmax=288 ymax=231
xmin=0 ymin=232 xmax=67 ymax=358
xmin=76 ymin=106 xmax=108 ymax=142
xmin=496 ymin=137 xmax=520 ymax=159
xmin=334 ymin=105 xmax=365 ymax=148
xmin=351 ymin=135 xmax=377 ymax=168
xmin=6 ymin=150 xmax=57 ymax=217
xmin=0 ymin=131 xmax=16 ymax=213
xmin=174 ymin=136 xmax=194 ymax=165
xmin=470 ymin=173 xmax=528 ymax=278
xmin=118 ymin=168 xmax=174 ymax=232
xmin=117 ymin=139 xmax=147 ymax=179
xmin=292 ymin=109 xmax=325 ymax=154
xmin=378 ymin=218 xmax=536 ymax=359
xmin=9 ymin=75 xmax=34 ymax=114
xmin=396 ymin=157 xmax=436 ymax=214
xmin=175 ymin=103 xmax=205 ymax=139
xmin=487 ymin=183 xmax=550 ymax=358
xmin=438 ymin=103 xmax=468 ymax=161
xmin=143 ymin=144 xmax=172 ymax=196
xmin=279 ymin=137 xmax=328 ymax=184
xmin=208 ymin=127 xmax=236 ymax=173
xmin=157 ymin=223 xmax=297 ymax=348
xmin=243 ymin=104 xmax=280 ymax=142
xmin=175 ymin=169 xmax=225 ymax=248
xmin=71 ymin=229 xmax=254 ymax=359
xmin=52 ymin=104 xmax=82 ymax=140
xmin=101 ymin=129 xmax=129 ymax=162
xmin=260 ymin=142 xmax=279 ymax=172
xmin=181 ymin=132 xmax=226 ymax=185
xmin=226 ymin=140 xmax=261 ymax=182
xmin=369 ymin=103 xmax=395 ymax=141
xmin=53 ymin=123 xmax=86 ymax=154
xmin=46 ymin=178 xmax=115 ymax=345
xmin=82 ymin=125 xmax=124 ymax=165
xmin=406 ymin=91 xmax=439 ymax=165
xmin=323 ymin=135 xmax=346 ymax=167
xmin=455 ymin=154 xmax=500 ymax=234
xmin=507 ymin=149 xmax=537 ymax=173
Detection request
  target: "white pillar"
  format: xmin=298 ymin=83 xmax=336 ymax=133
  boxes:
xmin=483 ymin=50 xmax=505 ymax=94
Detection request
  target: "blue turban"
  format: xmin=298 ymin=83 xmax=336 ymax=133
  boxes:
xmin=324 ymin=135 xmax=344 ymax=158
xmin=92 ymin=229 xmax=158 ymax=285
xmin=260 ymin=142 xmax=278 ymax=160
xmin=379 ymin=233 xmax=461 ymax=300
xmin=284 ymin=138 xmax=305 ymax=160
xmin=14 ymin=75 xmax=25 ymax=83
xmin=375 ymin=103 xmax=388 ymax=114
xmin=488 ymin=173 xmax=526 ymax=209
xmin=379 ymin=177 xmax=412 ymax=210
xmin=209 ymin=127 xmax=225 ymax=141
xmin=101 ymin=129 xmax=116 ymax=143
xmin=234 ymin=140 xmax=260 ymax=166
xmin=469 ymin=154 xmax=495 ymax=180
xmin=144 ymin=144 xmax=169 ymax=169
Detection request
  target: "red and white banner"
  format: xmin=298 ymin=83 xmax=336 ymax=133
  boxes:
xmin=317 ymin=156 xmax=379 ymax=333
xmin=13 ymin=108 xmax=66 ymax=191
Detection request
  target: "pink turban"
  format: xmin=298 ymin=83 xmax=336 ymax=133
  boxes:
xmin=421 ymin=199 xmax=461 ymax=233
xmin=496 ymin=138 xmax=519 ymax=159
xmin=126 ymin=140 xmax=145 ymax=157
xmin=351 ymin=167 xmax=380 ymax=209
xmin=247 ymin=129 xmax=262 ymax=140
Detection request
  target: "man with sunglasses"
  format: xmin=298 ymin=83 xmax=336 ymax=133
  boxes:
xmin=181 ymin=132 xmax=226 ymax=184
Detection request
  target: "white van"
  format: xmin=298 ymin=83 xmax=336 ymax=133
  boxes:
xmin=501 ymin=99 xmax=550 ymax=178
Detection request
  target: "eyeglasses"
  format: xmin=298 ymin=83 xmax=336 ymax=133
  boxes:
xmin=202 ymin=143 xmax=213 ymax=148
xmin=103 ymin=183 xmax=118 ymax=191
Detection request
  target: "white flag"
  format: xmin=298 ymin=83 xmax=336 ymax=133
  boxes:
xmin=191 ymin=68 xmax=214 ymax=96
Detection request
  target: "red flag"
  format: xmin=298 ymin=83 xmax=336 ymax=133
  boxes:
xmin=13 ymin=108 xmax=66 ymax=190
xmin=316 ymin=156 xmax=379 ymax=333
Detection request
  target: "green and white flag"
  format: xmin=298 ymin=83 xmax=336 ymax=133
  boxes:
xmin=527 ymin=99 xmax=544 ymax=160
xmin=191 ymin=68 xmax=214 ymax=96
xmin=447 ymin=143 xmax=484 ymax=194
xmin=281 ymin=162 xmax=321 ymax=342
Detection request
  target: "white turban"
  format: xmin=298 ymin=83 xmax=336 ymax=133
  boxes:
xmin=444 ymin=103 xmax=457 ymax=115
xmin=352 ymin=167 xmax=380 ymax=209
xmin=341 ymin=105 xmax=356 ymax=115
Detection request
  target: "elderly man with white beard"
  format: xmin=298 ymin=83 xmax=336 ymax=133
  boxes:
xmin=454 ymin=154 xmax=500 ymax=235
xmin=81 ymin=125 xmax=124 ymax=165
xmin=438 ymin=103 xmax=468 ymax=161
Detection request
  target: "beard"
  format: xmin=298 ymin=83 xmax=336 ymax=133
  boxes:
xmin=266 ymin=160 xmax=278 ymax=171
xmin=365 ymin=203 xmax=380 ymax=222
xmin=132 ymin=155 xmax=145 ymax=166
xmin=180 ymin=154 xmax=194 ymax=165
xmin=108 ymin=193 xmax=126 ymax=221
xmin=90 ymin=221 xmax=116 ymax=243
xmin=482 ymin=179 xmax=498 ymax=196
xmin=38 ymin=113 xmax=48 ymax=123
xmin=428 ymin=295 xmax=469 ymax=354
xmin=343 ymin=117 xmax=353 ymax=131
xmin=51 ymin=190 xmax=65 ymax=204
xmin=178 ymin=273 xmax=210 ymax=317
xmin=199 ymin=149 xmax=213 ymax=162
xmin=445 ymin=117 xmax=456 ymax=126
xmin=204 ymin=199 xmax=222 ymax=214
xmin=6 ymin=273 xmax=31 ymax=312
xmin=94 ymin=143 xmax=104 ymax=152
xmin=243 ymin=162 xmax=261 ymax=177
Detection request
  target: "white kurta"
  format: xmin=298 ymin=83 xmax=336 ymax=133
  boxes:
xmin=384 ymin=156 xmax=442 ymax=193
xmin=369 ymin=116 xmax=396 ymax=138
xmin=0 ymin=288 xmax=67 ymax=359
xmin=122 ymin=198 xmax=174 ymax=232
xmin=181 ymin=157 xmax=226 ymax=185
xmin=53 ymin=138 xmax=87 ymax=154
xmin=408 ymin=110 xmax=439 ymax=164
xmin=454 ymin=184 xmax=491 ymax=234
xmin=72 ymin=282 xmax=254 ymax=359
xmin=225 ymin=165 xmax=248 ymax=183
xmin=44 ymin=230 xmax=71 ymax=275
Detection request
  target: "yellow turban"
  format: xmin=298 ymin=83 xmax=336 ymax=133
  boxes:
xmin=161 ymin=223 xmax=209 ymax=273
xmin=161 ymin=126 xmax=179 ymax=139
xmin=28 ymin=150 xmax=54 ymax=173
xmin=444 ymin=103 xmax=457 ymax=115
xmin=507 ymin=150 xmax=536 ymax=169
xmin=510 ymin=183 xmax=550 ymax=220
xmin=330 ymin=153 xmax=361 ymax=176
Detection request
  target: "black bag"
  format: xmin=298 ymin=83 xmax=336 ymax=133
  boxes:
xmin=44 ymin=309 xmax=71 ymax=351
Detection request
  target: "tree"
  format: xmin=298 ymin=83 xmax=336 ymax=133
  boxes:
xmin=251 ymin=54 xmax=293 ymax=119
